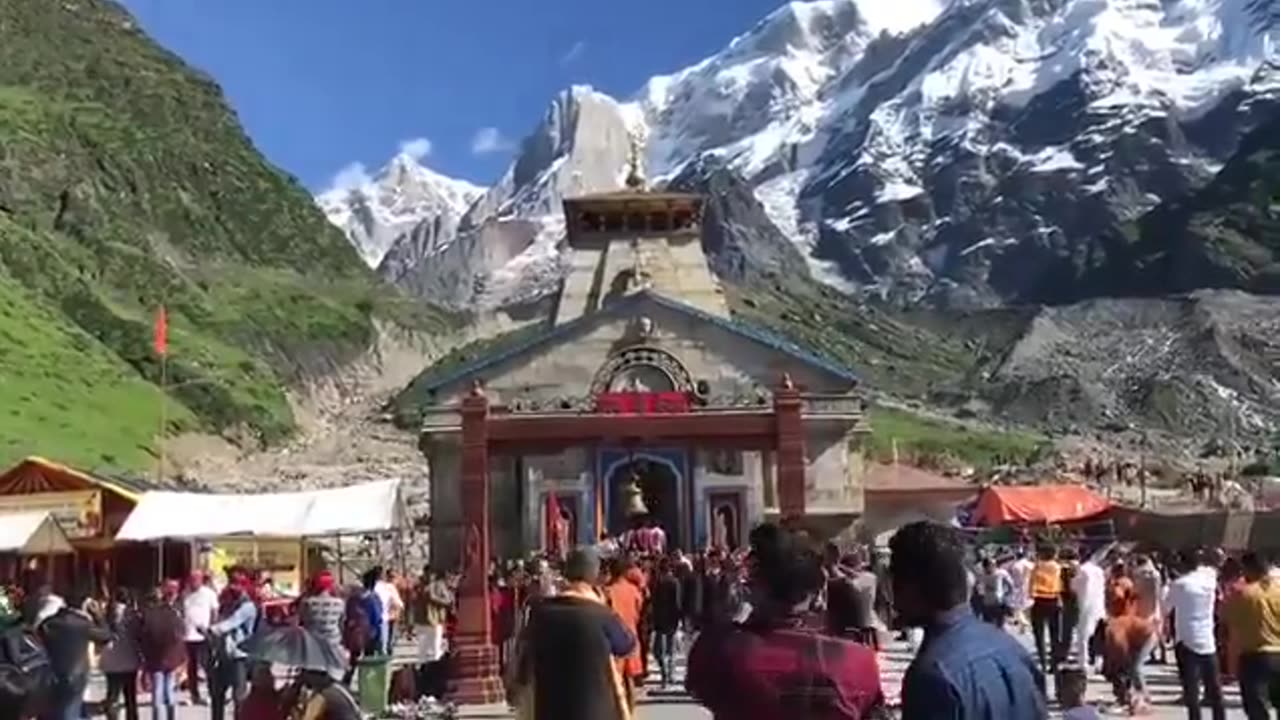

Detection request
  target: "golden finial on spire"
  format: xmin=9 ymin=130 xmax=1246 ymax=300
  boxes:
xmin=625 ymin=129 xmax=647 ymax=191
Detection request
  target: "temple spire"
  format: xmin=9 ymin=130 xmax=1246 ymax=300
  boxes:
xmin=624 ymin=129 xmax=647 ymax=191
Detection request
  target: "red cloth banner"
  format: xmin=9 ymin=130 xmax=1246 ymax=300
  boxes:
xmin=153 ymin=305 xmax=168 ymax=356
xmin=594 ymin=392 xmax=690 ymax=414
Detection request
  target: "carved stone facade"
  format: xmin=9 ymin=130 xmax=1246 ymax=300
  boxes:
xmin=419 ymin=292 xmax=869 ymax=564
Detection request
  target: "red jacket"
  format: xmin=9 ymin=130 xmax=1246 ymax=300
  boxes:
xmin=687 ymin=616 xmax=885 ymax=719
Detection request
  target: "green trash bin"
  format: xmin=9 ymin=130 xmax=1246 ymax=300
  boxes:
xmin=355 ymin=654 xmax=391 ymax=714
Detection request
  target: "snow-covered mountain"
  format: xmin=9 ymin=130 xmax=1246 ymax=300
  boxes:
xmin=321 ymin=0 xmax=1280 ymax=309
xmin=316 ymin=151 xmax=482 ymax=269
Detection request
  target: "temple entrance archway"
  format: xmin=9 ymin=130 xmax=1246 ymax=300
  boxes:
xmin=605 ymin=454 xmax=682 ymax=548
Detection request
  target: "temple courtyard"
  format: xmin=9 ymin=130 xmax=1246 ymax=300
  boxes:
xmin=94 ymin=632 xmax=1247 ymax=719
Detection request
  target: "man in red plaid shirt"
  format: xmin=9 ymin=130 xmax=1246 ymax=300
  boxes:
xmin=686 ymin=524 xmax=887 ymax=719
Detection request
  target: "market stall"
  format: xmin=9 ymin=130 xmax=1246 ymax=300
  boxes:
xmin=116 ymin=479 xmax=405 ymax=597
xmin=0 ymin=457 xmax=177 ymax=592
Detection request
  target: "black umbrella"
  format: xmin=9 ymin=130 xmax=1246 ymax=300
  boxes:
xmin=241 ymin=625 xmax=346 ymax=673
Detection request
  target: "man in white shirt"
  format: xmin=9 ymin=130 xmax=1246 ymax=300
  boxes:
xmin=977 ymin=558 xmax=1015 ymax=627
xmin=1007 ymin=550 xmax=1035 ymax=631
xmin=181 ymin=571 xmax=219 ymax=705
xmin=373 ymin=567 xmax=405 ymax=655
xmin=1070 ymin=556 xmax=1107 ymax=669
xmin=1163 ymin=550 xmax=1225 ymax=720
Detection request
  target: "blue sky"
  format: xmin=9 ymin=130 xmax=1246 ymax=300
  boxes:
xmin=118 ymin=0 xmax=783 ymax=191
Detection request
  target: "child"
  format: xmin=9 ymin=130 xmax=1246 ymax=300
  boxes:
xmin=1059 ymin=666 xmax=1101 ymax=720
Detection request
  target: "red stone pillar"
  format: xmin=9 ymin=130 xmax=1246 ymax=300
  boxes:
xmin=774 ymin=374 xmax=806 ymax=521
xmin=447 ymin=381 xmax=504 ymax=705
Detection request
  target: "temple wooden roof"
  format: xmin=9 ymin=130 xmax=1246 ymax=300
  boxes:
xmin=563 ymin=191 xmax=702 ymax=210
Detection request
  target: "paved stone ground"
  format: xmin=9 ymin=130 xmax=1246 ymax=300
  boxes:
xmin=86 ymin=629 xmax=1251 ymax=718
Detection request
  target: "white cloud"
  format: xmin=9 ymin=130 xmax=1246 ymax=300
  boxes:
xmin=471 ymin=127 xmax=516 ymax=156
xmin=329 ymin=162 xmax=371 ymax=191
xmin=559 ymin=40 xmax=586 ymax=67
xmin=398 ymin=137 xmax=433 ymax=160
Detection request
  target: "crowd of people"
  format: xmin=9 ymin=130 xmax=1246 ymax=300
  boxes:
xmin=0 ymin=569 xmax=264 ymax=720
xmin=3 ymin=522 xmax=1280 ymax=720
xmin=976 ymin=543 xmax=1280 ymax=718
xmin=495 ymin=523 xmax=1280 ymax=720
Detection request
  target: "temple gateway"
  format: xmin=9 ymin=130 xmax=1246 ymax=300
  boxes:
xmin=404 ymin=176 xmax=870 ymax=568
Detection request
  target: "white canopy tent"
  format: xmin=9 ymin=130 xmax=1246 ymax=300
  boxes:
xmin=0 ymin=512 xmax=75 ymax=554
xmin=115 ymin=479 xmax=404 ymax=541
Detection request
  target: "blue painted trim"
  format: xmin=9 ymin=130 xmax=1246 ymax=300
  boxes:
xmin=419 ymin=290 xmax=857 ymax=394
xmin=585 ymin=472 xmax=598 ymax=544
xmin=693 ymin=475 xmax=707 ymax=549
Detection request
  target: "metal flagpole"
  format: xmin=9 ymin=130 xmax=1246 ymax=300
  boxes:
xmin=156 ymin=304 xmax=167 ymax=583
xmin=158 ymin=312 xmax=167 ymax=486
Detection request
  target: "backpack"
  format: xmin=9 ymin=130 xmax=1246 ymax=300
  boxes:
xmin=0 ymin=624 xmax=53 ymax=717
xmin=341 ymin=595 xmax=371 ymax=655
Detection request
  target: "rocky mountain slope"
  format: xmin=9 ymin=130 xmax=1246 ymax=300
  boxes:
xmin=322 ymin=0 xmax=1280 ymax=311
xmin=728 ymin=278 xmax=1280 ymax=455
xmin=0 ymin=0 xmax=455 ymax=474
xmin=1117 ymin=110 xmax=1280 ymax=295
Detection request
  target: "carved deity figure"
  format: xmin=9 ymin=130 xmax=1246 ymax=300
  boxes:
xmin=712 ymin=506 xmax=733 ymax=550
xmin=462 ymin=523 xmax=482 ymax=579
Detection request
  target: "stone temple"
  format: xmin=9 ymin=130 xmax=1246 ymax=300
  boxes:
xmin=400 ymin=170 xmax=870 ymax=568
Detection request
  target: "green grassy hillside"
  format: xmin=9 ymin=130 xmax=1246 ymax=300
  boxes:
xmin=0 ymin=0 xmax=454 ymax=471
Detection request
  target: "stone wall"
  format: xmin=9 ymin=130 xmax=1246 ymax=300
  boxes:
xmin=693 ymin=449 xmax=766 ymax=548
xmin=426 ymin=438 xmax=463 ymax=569
xmin=805 ymin=426 xmax=866 ymax=514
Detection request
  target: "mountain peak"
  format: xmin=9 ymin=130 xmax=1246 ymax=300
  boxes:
xmin=317 ymin=154 xmax=482 ymax=268
xmin=318 ymin=0 xmax=1280 ymax=309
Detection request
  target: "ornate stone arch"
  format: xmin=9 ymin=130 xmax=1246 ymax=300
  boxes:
xmin=589 ymin=346 xmax=694 ymax=395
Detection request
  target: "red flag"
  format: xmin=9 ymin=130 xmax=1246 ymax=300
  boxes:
xmin=153 ymin=305 xmax=168 ymax=356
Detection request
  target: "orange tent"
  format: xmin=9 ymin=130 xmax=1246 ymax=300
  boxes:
xmin=973 ymin=485 xmax=1111 ymax=526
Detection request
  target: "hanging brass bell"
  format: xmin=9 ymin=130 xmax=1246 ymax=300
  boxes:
xmin=621 ymin=474 xmax=649 ymax=517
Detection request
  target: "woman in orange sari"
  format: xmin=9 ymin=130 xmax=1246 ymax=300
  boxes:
xmin=605 ymin=557 xmax=646 ymax=712
xmin=1102 ymin=560 xmax=1154 ymax=714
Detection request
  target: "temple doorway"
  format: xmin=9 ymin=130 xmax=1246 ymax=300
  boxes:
xmin=607 ymin=457 xmax=681 ymax=548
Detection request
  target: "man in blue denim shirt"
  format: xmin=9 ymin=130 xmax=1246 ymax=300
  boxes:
xmin=207 ymin=580 xmax=259 ymax=720
xmin=891 ymin=522 xmax=1046 ymax=720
